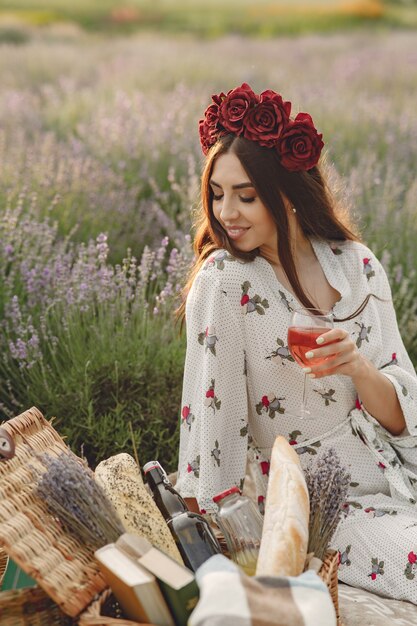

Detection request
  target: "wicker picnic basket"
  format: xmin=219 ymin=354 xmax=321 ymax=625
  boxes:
xmin=0 ymin=407 xmax=107 ymax=616
xmin=318 ymin=549 xmax=342 ymax=626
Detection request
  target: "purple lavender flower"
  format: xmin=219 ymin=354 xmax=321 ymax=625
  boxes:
xmin=36 ymin=453 xmax=125 ymax=550
xmin=305 ymin=448 xmax=351 ymax=560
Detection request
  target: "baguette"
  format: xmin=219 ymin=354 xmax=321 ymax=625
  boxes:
xmin=95 ymin=453 xmax=183 ymax=564
xmin=255 ymin=436 xmax=309 ymax=577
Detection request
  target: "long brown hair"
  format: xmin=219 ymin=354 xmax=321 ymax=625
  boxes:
xmin=175 ymin=134 xmax=360 ymax=331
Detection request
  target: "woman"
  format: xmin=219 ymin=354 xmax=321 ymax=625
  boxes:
xmin=175 ymin=84 xmax=417 ymax=602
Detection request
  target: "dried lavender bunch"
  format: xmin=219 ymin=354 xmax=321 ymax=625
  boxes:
xmin=305 ymin=448 xmax=351 ymax=561
xmin=36 ymin=452 xmax=125 ymax=551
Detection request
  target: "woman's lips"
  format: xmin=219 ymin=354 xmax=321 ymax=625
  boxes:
xmin=226 ymin=227 xmax=250 ymax=240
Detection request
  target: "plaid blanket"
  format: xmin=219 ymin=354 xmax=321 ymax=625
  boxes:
xmin=189 ymin=555 xmax=336 ymax=626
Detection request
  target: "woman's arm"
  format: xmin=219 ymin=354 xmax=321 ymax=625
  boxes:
xmin=175 ymin=269 xmax=249 ymax=514
xmin=302 ymin=253 xmax=417 ymax=437
xmin=351 ymin=357 xmax=405 ymax=435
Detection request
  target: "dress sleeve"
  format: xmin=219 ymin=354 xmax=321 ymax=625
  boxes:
xmin=371 ymin=258 xmax=417 ymax=435
xmin=175 ymin=269 xmax=249 ymax=513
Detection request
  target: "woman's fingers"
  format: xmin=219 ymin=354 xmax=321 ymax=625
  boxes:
xmin=315 ymin=328 xmax=349 ymax=345
xmin=305 ymin=336 xmax=351 ymax=362
xmin=301 ymin=327 xmax=361 ymax=378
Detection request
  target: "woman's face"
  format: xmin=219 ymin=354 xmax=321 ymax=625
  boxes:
xmin=210 ymin=151 xmax=278 ymax=256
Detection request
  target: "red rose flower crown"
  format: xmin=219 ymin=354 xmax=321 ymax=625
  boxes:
xmin=199 ymin=83 xmax=324 ymax=172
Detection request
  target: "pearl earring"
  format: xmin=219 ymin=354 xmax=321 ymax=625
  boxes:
xmin=292 ymin=207 xmax=297 ymax=213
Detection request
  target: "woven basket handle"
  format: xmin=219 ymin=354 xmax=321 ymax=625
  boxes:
xmin=0 ymin=427 xmax=15 ymax=460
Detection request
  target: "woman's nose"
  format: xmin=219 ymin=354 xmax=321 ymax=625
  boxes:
xmin=219 ymin=195 xmax=239 ymax=222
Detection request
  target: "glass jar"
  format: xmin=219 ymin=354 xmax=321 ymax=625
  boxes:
xmin=213 ymin=486 xmax=263 ymax=575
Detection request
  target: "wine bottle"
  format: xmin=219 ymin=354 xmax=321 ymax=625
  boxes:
xmin=143 ymin=461 xmax=221 ymax=571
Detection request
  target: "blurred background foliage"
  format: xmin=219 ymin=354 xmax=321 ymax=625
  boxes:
xmin=0 ymin=0 xmax=417 ymax=38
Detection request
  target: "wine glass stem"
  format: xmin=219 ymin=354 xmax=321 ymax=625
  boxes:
xmin=301 ymin=372 xmax=309 ymax=415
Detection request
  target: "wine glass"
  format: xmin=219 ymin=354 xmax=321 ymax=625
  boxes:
xmin=287 ymin=308 xmax=334 ymax=419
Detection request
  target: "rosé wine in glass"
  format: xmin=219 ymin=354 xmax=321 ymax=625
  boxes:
xmin=287 ymin=308 xmax=334 ymax=419
xmin=288 ymin=327 xmax=334 ymax=368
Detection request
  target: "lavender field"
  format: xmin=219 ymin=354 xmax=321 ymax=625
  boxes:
xmin=1 ymin=30 xmax=416 ymax=467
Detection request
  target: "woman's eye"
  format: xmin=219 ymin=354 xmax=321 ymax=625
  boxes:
xmin=240 ymin=196 xmax=255 ymax=203
xmin=212 ymin=193 xmax=223 ymax=201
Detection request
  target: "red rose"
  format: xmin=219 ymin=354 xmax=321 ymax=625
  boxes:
xmin=205 ymin=102 xmax=219 ymax=126
xmin=258 ymin=495 xmax=265 ymax=503
xmin=392 ymin=353 xmax=397 ymax=360
xmin=277 ymin=112 xmax=324 ymax=172
xmin=187 ymin=463 xmax=192 ymax=473
xmin=199 ymin=100 xmax=228 ymax=155
xmin=261 ymin=395 xmax=270 ymax=407
xmin=218 ymin=83 xmax=259 ymax=134
xmin=241 ymin=294 xmax=250 ymax=306
xmin=200 ymin=508 xmax=207 ymax=515
xmin=199 ymin=117 xmax=221 ymax=155
xmin=289 ymin=439 xmax=297 ymax=446
xmin=243 ymin=90 xmax=291 ymax=147
xmin=408 ymin=552 xmax=417 ymax=564
xmin=260 ymin=461 xmax=270 ymax=475
xmin=206 ymin=388 xmax=215 ymax=398
xmin=182 ymin=405 xmax=190 ymax=419
xmin=355 ymin=397 xmax=362 ymax=410
xmin=378 ymin=462 xmax=386 ymax=469
xmin=370 ymin=573 xmax=377 ymax=580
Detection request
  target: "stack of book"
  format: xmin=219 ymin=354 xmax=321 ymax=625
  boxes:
xmin=95 ymin=534 xmax=199 ymax=626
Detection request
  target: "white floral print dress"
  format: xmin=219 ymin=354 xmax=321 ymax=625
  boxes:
xmin=176 ymin=238 xmax=417 ymax=604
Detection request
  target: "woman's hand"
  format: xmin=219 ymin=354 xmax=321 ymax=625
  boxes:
xmin=302 ymin=327 xmax=366 ymax=381
xmin=302 ymin=329 xmax=406 ymax=435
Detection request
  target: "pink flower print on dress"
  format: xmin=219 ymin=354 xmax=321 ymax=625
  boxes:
xmin=314 ymin=388 xmax=337 ymax=406
xmin=364 ymin=507 xmax=398 ymax=518
xmin=265 ymin=337 xmax=295 ymax=365
xmin=198 ymin=325 xmax=218 ymax=356
xmin=380 ymin=352 xmax=398 ymax=370
xmin=351 ymin=422 xmax=368 ymax=446
xmin=363 ymin=257 xmax=375 ymax=281
xmin=181 ymin=404 xmax=195 ymax=431
xmin=260 ymin=460 xmax=270 ymax=476
xmin=278 ymin=290 xmax=293 ymax=312
xmin=240 ymin=419 xmax=248 ymax=437
xmin=330 ymin=244 xmax=343 ymax=255
xmin=240 ymin=281 xmax=269 ymax=315
xmin=211 ymin=440 xmax=221 ymax=467
xmin=368 ymin=557 xmax=384 ymax=580
xmin=258 ymin=495 xmax=265 ymax=515
xmin=405 ymin=552 xmax=417 ymax=580
xmin=288 ymin=430 xmax=321 ymax=455
xmin=341 ymin=501 xmax=363 ymax=517
xmin=256 ymin=392 xmax=285 ymax=418
xmin=353 ymin=321 xmax=372 ymax=349
xmin=339 ymin=545 xmax=351 ymax=566
xmin=204 ymin=378 xmax=221 ymax=413
xmin=204 ymin=250 xmax=236 ymax=271
xmin=187 ymin=455 xmax=200 ymax=478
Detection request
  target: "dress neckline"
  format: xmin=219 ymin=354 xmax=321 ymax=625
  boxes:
xmin=254 ymin=237 xmax=351 ymax=316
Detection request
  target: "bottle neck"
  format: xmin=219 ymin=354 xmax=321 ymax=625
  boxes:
xmin=145 ymin=466 xmax=188 ymax=520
